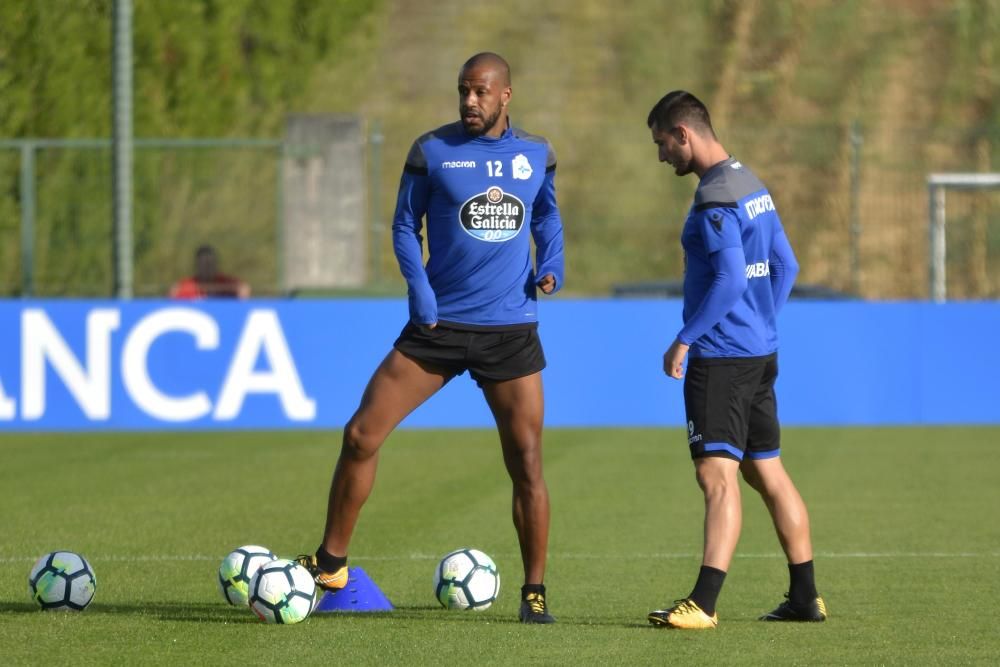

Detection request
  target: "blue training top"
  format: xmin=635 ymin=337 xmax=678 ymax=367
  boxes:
xmin=392 ymin=121 xmax=565 ymax=329
xmin=678 ymin=157 xmax=800 ymax=358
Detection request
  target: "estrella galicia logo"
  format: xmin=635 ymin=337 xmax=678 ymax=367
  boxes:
xmin=459 ymin=186 xmax=525 ymax=242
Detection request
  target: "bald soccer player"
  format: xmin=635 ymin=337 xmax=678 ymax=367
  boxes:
xmin=296 ymin=52 xmax=564 ymax=624
xmin=644 ymin=91 xmax=826 ymax=629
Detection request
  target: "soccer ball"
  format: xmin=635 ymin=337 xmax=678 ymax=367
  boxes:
xmin=433 ymin=548 xmax=500 ymax=611
xmin=28 ymin=551 xmax=97 ymax=611
xmin=218 ymin=545 xmax=277 ymax=606
xmin=248 ymin=559 xmax=317 ymax=624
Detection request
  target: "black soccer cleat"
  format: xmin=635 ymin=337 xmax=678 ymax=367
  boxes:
xmin=759 ymin=593 xmax=828 ymax=622
xmin=519 ymin=587 xmax=556 ymax=624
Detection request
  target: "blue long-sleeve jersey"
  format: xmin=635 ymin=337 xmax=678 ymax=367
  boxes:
xmin=392 ymin=121 xmax=565 ymax=329
xmin=679 ymin=157 xmax=800 ymax=358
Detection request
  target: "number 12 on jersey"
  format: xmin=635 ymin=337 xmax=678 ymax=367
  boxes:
xmin=486 ymin=160 xmax=503 ymax=178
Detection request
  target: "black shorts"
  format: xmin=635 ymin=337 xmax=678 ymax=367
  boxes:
xmin=684 ymin=353 xmax=781 ymax=462
xmin=393 ymin=322 xmax=546 ymax=387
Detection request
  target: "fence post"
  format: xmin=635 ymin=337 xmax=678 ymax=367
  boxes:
xmin=849 ymin=119 xmax=862 ymax=296
xmin=276 ymin=143 xmax=286 ymax=295
xmin=112 ymin=0 xmax=134 ymax=298
xmin=369 ymin=119 xmax=384 ymax=285
xmin=19 ymin=141 xmax=35 ymax=297
xmin=929 ymin=183 xmax=947 ymax=303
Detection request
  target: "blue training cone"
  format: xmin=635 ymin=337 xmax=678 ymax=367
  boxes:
xmin=314 ymin=567 xmax=394 ymax=612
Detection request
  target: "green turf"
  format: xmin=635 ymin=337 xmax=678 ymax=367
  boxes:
xmin=1 ymin=427 xmax=998 ymax=665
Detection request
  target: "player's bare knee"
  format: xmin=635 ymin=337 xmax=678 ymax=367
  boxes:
xmin=695 ymin=460 xmax=738 ymax=496
xmin=505 ymin=447 xmax=544 ymax=484
xmin=341 ymin=419 xmax=382 ymax=460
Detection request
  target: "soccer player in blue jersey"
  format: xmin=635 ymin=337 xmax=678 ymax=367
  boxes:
xmin=644 ymin=91 xmax=827 ymax=629
xmin=296 ymin=53 xmax=563 ymax=624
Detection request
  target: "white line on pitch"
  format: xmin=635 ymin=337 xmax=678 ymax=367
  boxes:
xmin=1 ymin=551 xmax=998 ymax=564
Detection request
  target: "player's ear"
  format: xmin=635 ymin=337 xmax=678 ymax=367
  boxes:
xmin=501 ymin=86 xmax=511 ymax=107
xmin=674 ymin=124 xmax=690 ymax=145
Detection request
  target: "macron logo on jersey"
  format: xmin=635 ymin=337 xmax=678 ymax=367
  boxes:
xmin=441 ymin=160 xmax=476 ymax=169
xmin=746 ymin=260 xmax=770 ymax=279
xmin=744 ymin=194 xmax=775 ymax=220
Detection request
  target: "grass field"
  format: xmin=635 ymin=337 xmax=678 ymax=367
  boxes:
xmin=1 ymin=427 xmax=998 ymax=665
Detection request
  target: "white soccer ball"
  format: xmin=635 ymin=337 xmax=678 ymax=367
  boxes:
xmin=248 ymin=559 xmax=317 ymax=624
xmin=433 ymin=548 xmax=500 ymax=611
xmin=28 ymin=551 xmax=97 ymax=611
xmin=218 ymin=545 xmax=278 ymax=606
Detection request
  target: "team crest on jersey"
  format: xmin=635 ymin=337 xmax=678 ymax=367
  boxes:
xmin=511 ymin=154 xmax=533 ymax=180
xmin=460 ymin=186 xmax=525 ymax=242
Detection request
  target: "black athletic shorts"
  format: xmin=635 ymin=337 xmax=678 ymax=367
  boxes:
xmin=393 ymin=322 xmax=546 ymax=387
xmin=684 ymin=353 xmax=781 ymax=462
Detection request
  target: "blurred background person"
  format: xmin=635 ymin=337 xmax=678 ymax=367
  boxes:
xmin=169 ymin=244 xmax=250 ymax=299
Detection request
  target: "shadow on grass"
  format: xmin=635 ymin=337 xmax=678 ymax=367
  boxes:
xmin=0 ymin=600 xmax=257 ymax=624
xmin=1 ymin=600 xmax=669 ymax=630
xmin=310 ymin=603 xmax=527 ymax=625
xmin=98 ymin=602 xmax=260 ymax=624
xmin=312 ymin=605 xmax=658 ymax=629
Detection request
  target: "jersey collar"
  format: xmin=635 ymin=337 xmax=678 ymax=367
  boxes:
xmin=701 ymin=156 xmax=737 ymax=180
xmin=466 ymin=118 xmax=514 ymax=143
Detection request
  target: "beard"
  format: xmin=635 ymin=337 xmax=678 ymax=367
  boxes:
xmin=670 ymin=156 xmax=693 ymax=176
xmin=461 ymin=104 xmax=503 ymax=136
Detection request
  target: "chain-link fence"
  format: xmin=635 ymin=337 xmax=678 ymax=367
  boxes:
xmin=1 ymin=139 xmax=281 ymax=297
xmin=2 ymin=124 xmax=998 ymax=299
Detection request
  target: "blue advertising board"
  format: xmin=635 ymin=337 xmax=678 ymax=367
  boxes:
xmin=0 ymin=299 xmax=996 ymax=430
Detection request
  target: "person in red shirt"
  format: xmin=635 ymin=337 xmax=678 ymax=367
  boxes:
xmin=169 ymin=245 xmax=250 ymax=299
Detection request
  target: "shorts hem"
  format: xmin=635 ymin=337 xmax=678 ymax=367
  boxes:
xmin=471 ymin=362 xmax=546 ymax=387
xmin=692 ymin=442 xmax=745 ymax=461
xmin=746 ymin=448 xmax=781 ymax=460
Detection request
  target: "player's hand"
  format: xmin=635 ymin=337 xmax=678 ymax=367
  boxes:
xmin=663 ymin=339 xmax=689 ymax=379
xmin=537 ymin=274 xmax=556 ymax=294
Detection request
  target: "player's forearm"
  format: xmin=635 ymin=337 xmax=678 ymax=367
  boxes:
xmin=391 ymin=170 xmax=436 ymax=323
xmin=769 ymin=232 xmax=800 ymax=314
xmin=391 ymin=226 xmax=437 ymax=324
xmin=677 ymin=247 xmax=748 ymax=345
xmin=531 ymin=171 xmax=565 ymax=292
xmin=533 ymin=217 xmax=564 ymax=292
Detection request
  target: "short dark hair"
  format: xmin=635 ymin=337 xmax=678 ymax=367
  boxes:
xmin=461 ymin=52 xmax=511 ymax=86
xmin=646 ymin=90 xmax=715 ymax=137
xmin=195 ymin=244 xmax=216 ymax=259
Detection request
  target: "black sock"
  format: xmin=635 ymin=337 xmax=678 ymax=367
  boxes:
xmin=315 ymin=547 xmax=347 ymax=572
xmin=688 ymin=565 xmax=726 ymax=616
xmin=788 ymin=560 xmax=818 ymax=605
xmin=521 ymin=583 xmax=545 ymax=598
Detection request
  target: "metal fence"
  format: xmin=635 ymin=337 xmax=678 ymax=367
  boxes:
xmin=1 ymin=124 xmax=998 ymax=299
xmin=1 ymin=138 xmax=283 ymax=297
